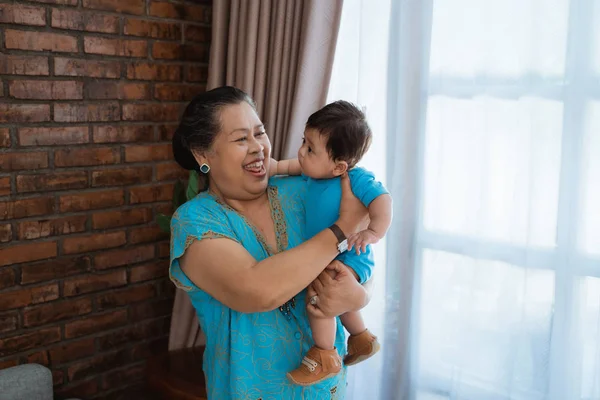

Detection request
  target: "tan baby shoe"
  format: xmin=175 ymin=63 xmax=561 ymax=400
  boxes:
xmin=287 ymin=346 xmax=342 ymax=386
xmin=344 ymin=329 xmax=381 ymax=366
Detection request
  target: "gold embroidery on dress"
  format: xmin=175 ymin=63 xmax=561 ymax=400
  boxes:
xmin=268 ymin=186 xmax=288 ymax=252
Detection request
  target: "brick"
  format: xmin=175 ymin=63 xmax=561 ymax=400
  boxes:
xmin=0 ymin=55 xmax=48 ymax=75
xmin=55 ymin=102 xmax=120 ymax=122
xmin=0 ymin=177 xmax=10 ymax=196
xmin=125 ymin=144 xmax=172 ymax=162
xmin=94 ymin=244 xmax=155 ymax=270
xmin=149 ymin=2 xmax=211 ymax=22
xmin=84 ymin=37 xmax=147 ymax=57
xmin=0 ymin=359 xmax=18 ymax=370
xmin=18 ymin=215 xmax=87 ymax=240
xmin=0 ymin=327 xmax=61 ymax=357
xmin=0 ymin=152 xmax=48 ymax=171
xmin=122 ymin=104 xmax=182 ymax=122
xmin=0 ymin=224 xmax=11 ymax=242
xmin=158 ymin=124 xmax=177 ymax=141
xmin=64 ymin=270 xmax=127 ymax=297
xmin=52 ymin=9 xmax=119 ymax=33
xmin=97 ymin=317 xmax=165 ymax=352
xmin=93 ymin=125 xmax=154 ymax=143
xmin=21 ymin=256 xmax=91 ymax=284
xmin=0 ymin=104 xmax=50 ymax=123
xmin=0 ymin=4 xmax=46 ymax=26
xmin=0 ymin=242 xmax=57 ymax=267
xmin=87 ymin=81 xmax=151 ymax=100
xmin=152 ymin=42 xmax=181 ymax=59
xmin=0 ymin=128 xmax=10 ymax=147
xmin=91 ymin=166 xmax=153 ymax=187
xmin=130 ymin=336 xmax=168 ymax=361
xmin=55 ymin=147 xmax=120 ymax=167
xmin=55 ymin=57 xmax=121 ymax=78
xmin=0 ymin=268 xmax=16 ymax=290
xmin=59 ymin=189 xmax=124 ymax=212
xmin=52 ymin=370 xmax=64 ymax=386
xmin=185 ymin=25 xmax=211 ymax=43
xmin=130 ymin=260 xmax=168 ymax=283
xmin=17 ymin=171 xmax=88 ymax=193
xmin=156 ymin=161 xmax=188 ymax=180
xmin=129 ymin=226 xmax=168 ymax=244
xmin=19 ymin=126 xmax=88 ymax=146
xmin=48 ymin=338 xmax=95 ymax=364
xmin=62 ymin=231 xmax=126 ymax=254
xmin=126 ymin=62 xmax=181 ymax=81
xmin=26 ymin=350 xmax=49 ymax=365
xmin=68 ymin=350 xmax=131 ymax=382
xmin=0 ymin=197 xmax=54 ymax=220
xmin=130 ymin=184 xmax=174 ymax=204
xmin=124 ymin=18 xmax=181 ymax=39
xmin=82 ymin=0 xmax=145 ymax=15
xmin=96 ymin=283 xmax=156 ymax=311
xmin=130 ymin=297 xmax=172 ymax=322
xmin=154 ymin=83 xmax=205 ymax=101
xmin=187 ymin=65 xmax=208 ymax=82
xmin=0 ymin=284 xmax=59 ymax=310
xmin=55 ymin=379 xmax=98 ymax=399
xmin=65 ymin=310 xmax=128 ymax=339
xmin=29 ymin=0 xmax=77 ymax=4
xmin=157 ymin=240 xmax=170 ymax=258
xmin=102 ymin=365 xmax=145 ymax=390
xmin=23 ymin=298 xmax=93 ymax=327
xmin=5 ymin=29 xmax=77 ymax=52
xmin=153 ymin=42 xmax=208 ymax=61
xmin=9 ymin=80 xmax=83 ymax=100
xmin=92 ymin=207 xmax=152 ymax=229
xmin=0 ymin=312 xmax=18 ymax=334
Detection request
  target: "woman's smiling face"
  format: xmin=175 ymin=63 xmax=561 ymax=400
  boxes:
xmin=195 ymin=101 xmax=272 ymax=201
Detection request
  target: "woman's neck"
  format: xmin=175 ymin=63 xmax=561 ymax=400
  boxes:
xmin=209 ymin=181 xmax=269 ymax=215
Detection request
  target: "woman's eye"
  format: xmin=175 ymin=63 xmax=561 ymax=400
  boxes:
xmin=255 ymin=131 xmax=266 ymax=137
xmin=235 ymin=136 xmax=247 ymax=142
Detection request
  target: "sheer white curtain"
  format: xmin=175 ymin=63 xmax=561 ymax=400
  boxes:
xmin=329 ymin=0 xmax=600 ymax=399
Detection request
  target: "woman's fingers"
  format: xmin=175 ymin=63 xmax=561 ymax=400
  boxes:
xmin=312 ymin=277 xmax=324 ymax=293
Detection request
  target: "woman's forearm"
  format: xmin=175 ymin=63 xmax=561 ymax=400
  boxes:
xmin=244 ymin=228 xmax=341 ymax=311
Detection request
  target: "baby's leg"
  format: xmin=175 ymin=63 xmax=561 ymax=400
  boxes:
xmin=309 ymin=310 xmax=337 ymax=350
xmin=340 ymin=310 xmax=366 ymax=336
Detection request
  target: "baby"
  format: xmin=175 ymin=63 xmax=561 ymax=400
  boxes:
xmin=271 ymin=100 xmax=393 ymax=386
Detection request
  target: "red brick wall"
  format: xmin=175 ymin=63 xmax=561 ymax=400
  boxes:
xmin=0 ymin=1 xmax=210 ymax=398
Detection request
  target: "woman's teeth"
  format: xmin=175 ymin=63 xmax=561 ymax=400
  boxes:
xmin=244 ymin=161 xmax=264 ymax=171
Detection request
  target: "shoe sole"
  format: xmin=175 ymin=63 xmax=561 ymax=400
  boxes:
xmin=344 ymin=340 xmax=381 ymax=366
xmin=286 ymin=371 xmax=340 ymax=386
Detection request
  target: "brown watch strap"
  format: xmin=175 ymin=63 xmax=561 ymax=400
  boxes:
xmin=328 ymin=224 xmax=346 ymax=244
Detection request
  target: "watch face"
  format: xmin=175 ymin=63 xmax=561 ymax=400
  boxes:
xmin=338 ymin=239 xmax=349 ymax=253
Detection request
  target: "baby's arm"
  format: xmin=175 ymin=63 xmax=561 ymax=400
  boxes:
xmin=269 ymin=158 xmax=302 ymax=177
xmin=348 ymin=193 xmax=393 ymax=254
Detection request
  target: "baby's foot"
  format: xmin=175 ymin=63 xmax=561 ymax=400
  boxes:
xmin=287 ymin=346 xmax=342 ymax=386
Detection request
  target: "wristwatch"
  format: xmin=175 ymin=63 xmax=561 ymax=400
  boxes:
xmin=328 ymin=224 xmax=349 ymax=253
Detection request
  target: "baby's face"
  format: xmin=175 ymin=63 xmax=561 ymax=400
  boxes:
xmin=297 ymin=128 xmax=337 ymax=179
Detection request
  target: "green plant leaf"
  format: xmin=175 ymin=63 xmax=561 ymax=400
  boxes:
xmin=172 ymin=179 xmax=185 ymax=209
xmin=156 ymin=213 xmax=172 ymax=234
xmin=186 ymin=170 xmax=200 ymax=200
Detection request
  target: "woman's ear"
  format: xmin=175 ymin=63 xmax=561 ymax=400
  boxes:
xmin=191 ymin=149 xmax=208 ymax=168
xmin=332 ymin=160 xmax=348 ymax=177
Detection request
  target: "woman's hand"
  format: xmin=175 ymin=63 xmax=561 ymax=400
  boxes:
xmin=336 ymin=173 xmax=369 ymax=237
xmin=306 ymin=261 xmax=368 ymax=318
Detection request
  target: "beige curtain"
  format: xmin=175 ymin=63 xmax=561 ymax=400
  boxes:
xmin=168 ymin=0 xmax=343 ymax=350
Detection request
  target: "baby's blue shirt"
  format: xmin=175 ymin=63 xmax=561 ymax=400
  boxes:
xmin=304 ymin=167 xmax=389 ymax=283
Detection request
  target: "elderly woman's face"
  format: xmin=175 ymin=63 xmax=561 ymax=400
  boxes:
xmin=203 ymin=101 xmax=271 ymax=199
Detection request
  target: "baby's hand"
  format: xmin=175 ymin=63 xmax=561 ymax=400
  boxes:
xmin=347 ymin=229 xmax=380 ymax=255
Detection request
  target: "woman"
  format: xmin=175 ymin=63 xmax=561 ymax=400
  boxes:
xmin=170 ymin=86 xmax=370 ymax=399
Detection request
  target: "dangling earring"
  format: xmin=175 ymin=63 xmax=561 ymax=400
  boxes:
xmin=199 ymin=163 xmax=210 ymax=174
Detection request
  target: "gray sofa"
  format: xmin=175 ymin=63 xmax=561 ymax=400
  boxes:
xmin=0 ymin=364 xmax=80 ymax=400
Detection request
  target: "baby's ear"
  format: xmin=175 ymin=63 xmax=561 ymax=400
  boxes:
xmin=333 ymin=160 xmax=348 ymax=177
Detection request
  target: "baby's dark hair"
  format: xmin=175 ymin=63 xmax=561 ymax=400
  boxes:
xmin=305 ymin=100 xmax=372 ymax=168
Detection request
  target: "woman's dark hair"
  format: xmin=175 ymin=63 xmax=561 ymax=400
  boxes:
xmin=305 ymin=100 xmax=372 ymax=168
xmin=172 ymin=86 xmax=256 ymax=171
